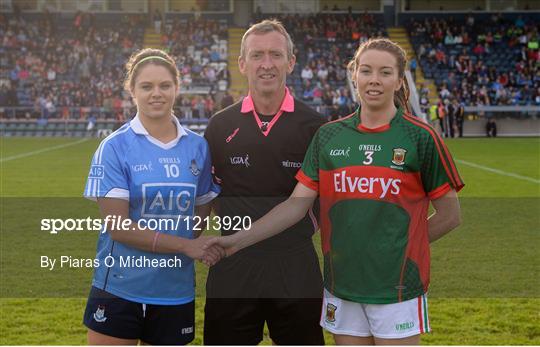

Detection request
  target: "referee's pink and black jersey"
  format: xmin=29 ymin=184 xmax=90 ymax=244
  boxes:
xmin=204 ymin=88 xmax=326 ymax=254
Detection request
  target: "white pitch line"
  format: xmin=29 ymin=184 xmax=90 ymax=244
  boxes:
xmin=455 ymin=159 xmax=540 ymax=184
xmin=0 ymin=138 xmax=89 ymax=163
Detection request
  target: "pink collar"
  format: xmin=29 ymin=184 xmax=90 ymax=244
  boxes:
xmin=241 ymin=87 xmax=295 ymax=113
xmin=240 ymin=87 xmax=295 ymax=137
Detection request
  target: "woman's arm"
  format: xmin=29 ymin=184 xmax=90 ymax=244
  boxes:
xmin=194 ymin=202 xmax=213 ymax=238
xmin=97 ymin=197 xmax=221 ymax=263
xmin=204 ymin=182 xmax=318 ymax=257
xmin=428 ymin=189 xmax=462 ymax=243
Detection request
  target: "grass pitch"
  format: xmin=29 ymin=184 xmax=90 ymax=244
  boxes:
xmin=0 ymin=137 xmax=539 ymax=345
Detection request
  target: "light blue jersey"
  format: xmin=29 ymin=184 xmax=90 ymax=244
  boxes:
xmin=84 ymin=115 xmax=219 ymax=305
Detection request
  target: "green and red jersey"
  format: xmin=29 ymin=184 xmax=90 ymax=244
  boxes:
xmin=296 ymin=107 xmax=464 ymax=304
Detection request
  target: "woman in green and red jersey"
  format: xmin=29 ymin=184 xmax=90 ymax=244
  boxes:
xmin=204 ymin=38 xmax=464 ymax=345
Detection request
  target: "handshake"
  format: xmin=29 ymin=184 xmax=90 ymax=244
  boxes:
xmin=186 ymin=234 xmax=240 ymax=266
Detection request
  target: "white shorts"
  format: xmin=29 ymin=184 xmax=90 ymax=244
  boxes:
xmin=320 ymin=289 xmax=430 ymax=339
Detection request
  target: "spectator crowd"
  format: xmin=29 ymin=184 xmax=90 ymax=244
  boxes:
xmin=269 ymin=12 xmax=387 ymax=118
xmin=2 ymin=10 xmax=538 ymax=124
xmin=0 ymin=12 xmax=228 ymax=120
xmin=409 ymin=14 xmax=539 ymax=107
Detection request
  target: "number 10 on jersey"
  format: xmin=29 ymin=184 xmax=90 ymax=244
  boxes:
xmin=164 ymin=164 xmax=180 ymax=178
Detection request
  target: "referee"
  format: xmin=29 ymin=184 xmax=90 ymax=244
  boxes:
xmin=203 ymin=20 xmax=325 ymax=345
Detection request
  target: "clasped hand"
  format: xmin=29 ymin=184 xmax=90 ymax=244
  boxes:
xmin=187 ymin=235 xmax=238 ymax=266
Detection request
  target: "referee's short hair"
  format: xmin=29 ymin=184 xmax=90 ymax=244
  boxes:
xmin=240 ymin=19 xmax=294 ymax=60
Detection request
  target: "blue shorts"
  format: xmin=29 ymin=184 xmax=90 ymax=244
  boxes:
xmin=83 ymin=286 xmax=194 ymax=345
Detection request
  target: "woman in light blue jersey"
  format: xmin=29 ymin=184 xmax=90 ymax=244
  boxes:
xmin=82 ymin=48 xmax=222 ymax=345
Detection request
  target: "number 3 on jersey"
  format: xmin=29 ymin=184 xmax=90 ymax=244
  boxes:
xmin=363 ymin=150 xmax=374 ymax=165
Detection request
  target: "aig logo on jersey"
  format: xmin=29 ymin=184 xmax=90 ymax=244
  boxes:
xmin=392 ymin=148 xmax=407 ymax=166
xmin=141 ymin=183 xmax=196 ymax=218
xmin=88 ymin=165 xmax=104 ymax=179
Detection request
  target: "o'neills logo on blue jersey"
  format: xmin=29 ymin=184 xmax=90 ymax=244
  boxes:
xmin=158 ymin=157 xmax=181 ymax=164
xmin=333 ymin=171 xmax=401 ymax=198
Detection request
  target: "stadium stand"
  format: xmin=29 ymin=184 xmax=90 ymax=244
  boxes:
xmin=1 ymin=12 xmax=145 ymax=118
xmin=276 ymin=12 xmax=386 ymax=119
xmin=0 ymin=11 xmax=229 ymax=136
xmin=1 ymin=4 xmax=538 ymax=138
xmin=161 ymin=15 xmax=230 ymax=94
xmin=407 ymin=14 xmax=539 ymax=107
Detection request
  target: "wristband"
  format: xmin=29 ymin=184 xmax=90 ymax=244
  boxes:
xmin=152 ymin=232 xmax=161 ymax=252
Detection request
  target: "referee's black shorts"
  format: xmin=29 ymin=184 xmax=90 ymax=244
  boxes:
xmin=203 ymin=243 xmax=324 ymax=345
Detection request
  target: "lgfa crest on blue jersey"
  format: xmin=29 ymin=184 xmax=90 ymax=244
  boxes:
xmin=93 ymin=305 xmax=107 ymax=323
xmin=190 ymin=159 xmax=200 ymax=176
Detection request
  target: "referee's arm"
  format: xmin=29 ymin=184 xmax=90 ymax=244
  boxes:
xmin=204 ymin=182 xmax=317 ymax=257
xmin=194 ymin=202 xmax=213 ymax=238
